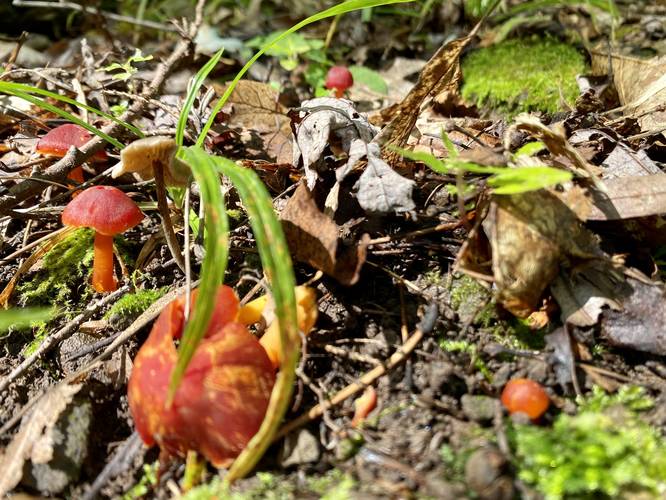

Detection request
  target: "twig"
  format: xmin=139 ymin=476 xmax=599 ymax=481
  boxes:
xmin=11 ymin=0 xmax=179 ymax=32
xmin=0 ymin=285 xmax=129 ymax=395
xmin=274 ymin=303 xmax=438 ymax=440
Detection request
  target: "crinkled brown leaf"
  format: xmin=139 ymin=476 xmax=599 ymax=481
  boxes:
xmin=280 ymin=182 xmax=368 ymax=285
xmin=375 ymin=35 xmax=473 ymax=166
xmin=584 ymin=174 xmax=666 ymax=221
xmin=591 ymin=52 xmax=666 ymax=135
xmin=0 ymin=383 xmax=82 ymax=496
xmin=215 ymin=80 xmax=292 ymax=163
xmin=601 ymin=277 xmax=666 ymax=355
xmin=480 ymin=190 xmax=605 ymax=317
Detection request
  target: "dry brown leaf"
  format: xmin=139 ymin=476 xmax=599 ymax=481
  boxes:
xmin=591 ymin=51 xmax=666 ymax=134
xmin=214 ymin=80 xmax=292 ymax=163
xmin=280 ymin=183 xmax=368 ymax=285
xmin=480 ymin=190 xmax=605 ymax=317
xmin=0 ymin=383 xmax=82 ymax=496
xmin=375 ymin=34 xmax=473 ymax=166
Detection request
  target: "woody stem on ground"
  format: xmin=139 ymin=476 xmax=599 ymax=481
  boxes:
xmin=154 ymin=163 xmax=186 ymax=273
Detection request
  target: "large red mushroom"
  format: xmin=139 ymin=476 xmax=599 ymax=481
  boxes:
xmin=36 ymin=124 xmax=107 ymax=190
xmin=128 ymin=286 xmax=276 ymax=467
xmin=61 ymin=186 xmax=144 ymax=293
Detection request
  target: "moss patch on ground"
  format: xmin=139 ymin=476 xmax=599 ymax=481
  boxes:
xmin=512 ymin=386 xmax=666 ymax=499
xmin=461 ymin=37 xmax=587 ymax=115
xmin=104 ymin=287 xmax=168 ymax=322
xmin=17 ymin=228 xmax=94 ymax=308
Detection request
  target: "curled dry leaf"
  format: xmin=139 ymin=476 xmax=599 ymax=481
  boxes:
xmin=0 ymin=383 xmax=82 ymax=496
xmin=291 ymin=98 xmax=414 ymax=215
xmin=280 ymin=182 xmax=368 ymax=285
xmin=479 ymin=190 xmax=606 ymax=317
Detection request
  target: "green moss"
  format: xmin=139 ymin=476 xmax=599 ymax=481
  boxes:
xmin=461 ymin=37 xmax=587 ymax=115
xmin=17 ymin=228 xmax=94 ymax=308
xmin=512 ymin=386 xmax=666 ymax=499
xmin=308 ymin=470 xmax=356 ymax=500
xmin=448 ymin=273 xmax=494 ymax=326
xmin=104 ymin=287 xmax=168 ymax=321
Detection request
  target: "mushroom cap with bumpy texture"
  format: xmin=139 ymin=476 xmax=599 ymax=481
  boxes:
xmin=62 ymin=185 xmax=144 ymax=235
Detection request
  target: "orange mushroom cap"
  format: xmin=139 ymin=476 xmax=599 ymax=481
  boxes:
xmin=128 ymin=286 xmax=276 ymax=468
xmin=62 ymin=185 xmax=144 ymax=235
xmin=500 ymin=378 xmax=550 ymax=420
xmin=36 ymin=123 xmax=107 ymax=162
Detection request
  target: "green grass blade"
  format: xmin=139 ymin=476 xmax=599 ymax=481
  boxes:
xmin=0 ymin=307 xmax=54 ymax=331
xmin=196 ymin=0 xmax=413 ymax=146
xmin=167 ymin=146 xmax=229 ymax=404
xmin=1 ymin=88 xmax=124 ymax=150
xmin=0 ymin=82 xmax=143 ymax=139
xmin=175 ymin=48 xmax=224 ymax=148
xmin=211 ymin=156 xmax=298 ymax=482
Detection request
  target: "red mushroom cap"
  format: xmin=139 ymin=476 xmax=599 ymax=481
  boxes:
xmin=325 ymin=66 xmax=354 ymax=94
xmin=36 ymin=124 xmax=107 ymax=162
xmin=501 ymin=378 xmax=550 ymax=420
xmin=62 ymin=185 xmax=144 ymax=235
xmin=128 ymin=286 xmax=276 ymax=467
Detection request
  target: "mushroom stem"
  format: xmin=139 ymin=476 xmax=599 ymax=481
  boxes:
xmin=154 ymin=164 xmax=186 ymax=273
xmin=92 ymin=233 xmax=117 ymax=292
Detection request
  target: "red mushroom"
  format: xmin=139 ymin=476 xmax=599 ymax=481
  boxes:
xmin=501 ymin=378 xmax=550 ymax=420
xmin=61 ymin=186 xmax=144 ymax=293
xmin=325 ymin=66 xmax=354 ymax=98
xmin=128 ymin=286 xmax=275 ymax=467
xmin=36 ymin=124 xmax=108 ymax=190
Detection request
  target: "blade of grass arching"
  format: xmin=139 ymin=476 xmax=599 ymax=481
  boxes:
xmin=212 ymin=156 xmax=297 ymax=482
xmin=0 ymin=307 xmax=54 ymax=331
xmin=1 ymin=88 xmax=124 ymax=150
xmin=196 ymin=0 xmax=413 ymax=147
xmin=175 ymin=48 xmax=224 ymax=148
xmin=166 ymin=147 xmax=229 ymax=405
xmin=0 ymin=82 xmax=143 ymax=138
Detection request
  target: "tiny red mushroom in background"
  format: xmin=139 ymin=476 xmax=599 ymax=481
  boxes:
xmin=500 ymin=378 xmax=550 ymax=420
xmin=61 ymin=186 xmax=144 ymax=293
xmin=325 ymin=66 xmax=354 ymax=98
xmin=351 ymin=386 xmax=377 ymax=427
xmin=128 ymin=286 xmax=275 ymax=468
xmin=36 ymin=123 xmax=107 ymax=191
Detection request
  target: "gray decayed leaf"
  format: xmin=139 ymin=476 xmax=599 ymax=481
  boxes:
xmin=354 ymin=143 xmax=416 ymax=215
xmin=601 ymin=277 xmax=666 ymax=355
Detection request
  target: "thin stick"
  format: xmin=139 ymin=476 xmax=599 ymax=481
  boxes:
xmin=275 ymin=303 xmax=438 ymax=440
xmin=0 ymin=285 xmax=129 ymax=395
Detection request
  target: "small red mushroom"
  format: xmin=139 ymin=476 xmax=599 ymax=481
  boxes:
xmin=36 ymin=124 xmax=107 ymax=192
xmin=325 ymin=66 xmax=354 ymax=98
xmin=61 ymin=186 xmax=144 ymax=293
xmin=500 ymin=378 xmax=550 ymax=420
xmin=351 ymin=386 xmax=377 ymax=427
xmin=128 ymin=286 xmax=275 ymax=468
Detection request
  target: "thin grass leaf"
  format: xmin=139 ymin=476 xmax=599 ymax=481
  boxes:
xmin=0 ymin=307 xmax=54 ymax=331
xmin=1 ymin=89 xmax=124 ymax=150
xmin=211 ymin=156 xmax=297 ymax=482
xmin=166 ymin=146 xmax=229 ymax=404
xmin=196 ymin=0 xmax=413 ymax=146
xmin=0 ymin=82 xmax=143 ymax=138
xmin=175 ymin=48 xmax=224 ymax=148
